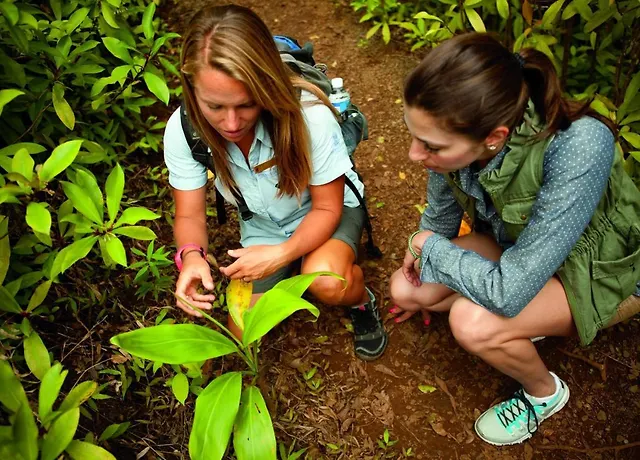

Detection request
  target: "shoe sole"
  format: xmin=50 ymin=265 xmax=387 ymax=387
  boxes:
xmin=354 ymin=332 xmax=389 ymax=361
xmin=474 ymin=383 xmax=570 ymax=446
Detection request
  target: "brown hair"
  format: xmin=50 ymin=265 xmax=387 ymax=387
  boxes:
xmin=180 ymin=4 xmax=334 ymax=197
xmin=404 ymin=33 xmax=598 ymax=142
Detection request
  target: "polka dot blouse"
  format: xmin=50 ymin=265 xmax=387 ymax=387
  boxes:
xmin=417 ymin=116 xmax=637 ymax=317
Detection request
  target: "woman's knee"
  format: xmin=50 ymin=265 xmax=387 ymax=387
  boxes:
xmin=449 ymin=298 xmax=499 ymax=355
xmin=307 ymin=271 xmax=348 ymax=304
xmin=388 ymin=269 xmax=414 ymax=305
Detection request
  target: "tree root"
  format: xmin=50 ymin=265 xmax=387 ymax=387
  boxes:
xmin=559 ymin=348 xmax=607 ymax=381
xmin=537 ymin=440 xmax=640 ymax=454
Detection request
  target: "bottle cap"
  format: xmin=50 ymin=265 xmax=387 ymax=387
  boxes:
xmin=331 ymin=77 xmax=344 ymax=90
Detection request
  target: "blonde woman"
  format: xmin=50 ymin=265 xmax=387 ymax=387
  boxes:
xmin=163 ymin=4 xmax=387 ymax=360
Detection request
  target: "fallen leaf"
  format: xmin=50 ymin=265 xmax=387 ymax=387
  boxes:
xmin=418 ymin=384 xmax=437 ymax=394
xmin=398 ymin=171 xmax=406 ymax=180
xmin=395 ymin=98 xmax=402 ymax=104
xmin=376 ymin=136 xmax=385 ymax=144
xmin=597 ymin=410 xmax=607 ymax=421
xmin=374 ymin=364 xmax=400 ymax=378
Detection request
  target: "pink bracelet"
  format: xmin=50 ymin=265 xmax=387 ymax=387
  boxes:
xmin=174 ymin=244 xmax=206 ymax=271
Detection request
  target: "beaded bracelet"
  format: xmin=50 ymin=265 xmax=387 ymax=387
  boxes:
xmin=408 ymin=230 xmax=422 ymax=259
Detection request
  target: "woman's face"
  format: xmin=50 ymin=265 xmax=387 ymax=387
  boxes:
xmin=193 ymin=67 xmax=262 ymax=145
xmin=404 ymin=106 xmax=492 ymax=173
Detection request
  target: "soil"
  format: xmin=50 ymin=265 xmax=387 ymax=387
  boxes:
xmin=52 ymin=0 xmax=640 ymax=459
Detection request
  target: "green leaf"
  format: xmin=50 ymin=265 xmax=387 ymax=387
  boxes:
xmin=413 ymin=12 xmax=443 ymax=22
xmin=243 ymin=278 xmax=327 ymax=346
xmin=189 ymin=372 xmax=242 ymax=460
xmin=621 ymin=132 xmax=640 ymax=149
xmin=0 ymin=143 xmax=46 ymax=156
xmin=0 ymin=89 xmax=24 ymax=116
xmin=61 ymin=181 xmax=103 ymax=224
xmin=114 ymin=207 xmax=160 ymax=227
xmin=52 ymin=83 xmax=75 ymax=130
xmin=0 ymin=286 xmax=21 ymax=313
xmin=39 ymin=140 xmax=83 ymax=183
xmin=100 ymin=1 xmax=119 ymax=28
xmin=59 ymin=381 xmax=97 ymax=413
xmin=142 ymin=3 xmax=156 ymax=40
xmin=465 ymin=8 xmax=486 ymax=32
xmin=103 ymin=234 xmax=127 ymax=267
xmin=233 ymin=386 xmax=276 ymax=460
xmin=0 ymin=360 xmax=29 ymax=413
xmin=102 ymin=37 xmax=132 ymax=63
xmin=50 ymin=0 xmax=62 ymax=20
xmin=496 ymin=0 xmax=509 ymax=19
xmin=27 ymin=280 xmax=53 ymax=312
xmin=172 ymin=372 xmax=189 ymax=404
xmin=24 ymin=331 xmax=51 ymax=380
xmin=150 ymin=32 xmax=181 ymax=56
xmin=26 ymin=202 xmax=51 ymax=236
xmin=382 ymin=23 xmax=390 ymax=44
xmin=418 ymin=384 xmax=437 ymax=393
xmin=39 ymin=363 xmax=68 ymax=422
xmin=0 ymin=2 xmax=19 ymax=25
xmin=66 ymin=440 xmax=116 ymax=460
xmin=365 ymin=23 xmax=381 ymax=39
xmin=541 ymin=0 xmax=565 ymax=29
xmin=0 ymin=215 xmax=8 ymax=285
xmin=619 ymin=72 xmax=640 ymax=121
xmin=143 ymin=71 xmax=170 ymax=105
xmin=270 ymin=271 xmax=342 ymax=298
xmin=51 ymin=236 xmax=99 ymax=278
xmin=66 ymin=7 xmax=89 ymax=33
xmin=584 ymin=7 xmax=614 ymax=33
xmin=99 ymin=422 xmax=130 ymax=442
xmin=12 ymin=148 xmax=34 ymax=181
xmin=73 ymin=169 xmax=104 ymax=217
xmin=14 ymin=401 xmax=38 ymax=460
xmin=111 ymin=324 xmax=239 ymax=364
xmin=105 ymin=163 xmax=124 ymax=223
xmin=112 ymin=226 xmax=156 ymax=240
xmin=41 ymin=407 xmax=80 ymax=460
xmin=621 ymin=111 xmax=640 ymax=126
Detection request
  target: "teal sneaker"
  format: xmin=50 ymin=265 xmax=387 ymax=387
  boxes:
xmin=474 ymin=373 xmax=569 ymax=446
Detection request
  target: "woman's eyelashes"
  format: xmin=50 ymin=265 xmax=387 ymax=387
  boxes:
xmin=207 ymin=102 xmax=256 ymax=111
xmin=423 ymin=141 xmax=441 ymax=153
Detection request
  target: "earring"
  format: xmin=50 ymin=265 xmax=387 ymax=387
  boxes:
xmin=488 ymin=145 xmax=497 ymax=151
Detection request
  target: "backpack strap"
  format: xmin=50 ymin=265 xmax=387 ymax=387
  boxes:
xmin=179 ymin=103 xmax=254 ymax=224
xmin=344 ymin=176 xmax=382 ymax=259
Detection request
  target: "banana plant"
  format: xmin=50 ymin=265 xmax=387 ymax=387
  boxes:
xmin=0 ymin=332 xmax=114 ymax=460
xmin=111 ymin=272 xmax=342 ymax=460
xmin=51 ymin=163 xmax=160 ymax=277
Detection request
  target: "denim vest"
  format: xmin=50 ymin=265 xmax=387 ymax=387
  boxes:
xmin=445 ymin=105 xmax=640 ymax=345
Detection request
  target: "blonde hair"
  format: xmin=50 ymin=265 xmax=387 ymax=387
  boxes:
xmin=180 ymin=4 xmax=336 ymax=197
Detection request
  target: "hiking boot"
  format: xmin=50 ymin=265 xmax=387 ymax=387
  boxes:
xmin=474 ymin=372 xmax=569 ymax=446
xmin=348 ymin=287 xmax=388 ymax=361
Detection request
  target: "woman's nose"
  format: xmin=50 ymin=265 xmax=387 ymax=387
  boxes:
xmin=408 ymin=139 xmax=426 ymax=161
xmin=225 ymin=109 xmax=241 ymax=131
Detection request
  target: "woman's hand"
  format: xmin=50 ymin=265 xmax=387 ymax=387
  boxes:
xmin=389 ymin=304 xmax=432 ymax=325
xmin=220 ymin=244 xmax=288 ymax=282
xmin=401 ymin=249 xmax=421 ymax=287
xmin=175 ymin=252 xmax=216 ymax=317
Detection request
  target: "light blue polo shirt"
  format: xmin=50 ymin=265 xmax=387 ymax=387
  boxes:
xmin=163 ymin=92 xmax=365 ymax=247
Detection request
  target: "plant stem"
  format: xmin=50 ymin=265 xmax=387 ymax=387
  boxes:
xmin=182 ymin=300 xmax=257 ymax=374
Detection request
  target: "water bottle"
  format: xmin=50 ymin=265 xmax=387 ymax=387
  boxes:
xmin=329 ymin=77 xmax=350 ymax=121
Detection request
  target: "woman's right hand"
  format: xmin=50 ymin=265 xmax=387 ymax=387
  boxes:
xmin=175 ymin=253 xmax=216 ymax=317
xmin=401 ymin=249 xmax=422 ymax=287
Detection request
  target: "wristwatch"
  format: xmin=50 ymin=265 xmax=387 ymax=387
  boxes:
xmin=174 ymin=244 xmax=206 ymax=271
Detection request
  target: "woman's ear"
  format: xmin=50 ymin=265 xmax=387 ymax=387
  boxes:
xmin=484 ymin=126 xmax=510 ymax=149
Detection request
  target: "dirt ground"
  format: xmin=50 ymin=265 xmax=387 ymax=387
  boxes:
xmin=91 ymin=0 xmax=640 ymax=458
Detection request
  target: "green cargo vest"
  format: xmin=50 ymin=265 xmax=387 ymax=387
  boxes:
xmin=445 ymin=102 xmax=640 ymax=345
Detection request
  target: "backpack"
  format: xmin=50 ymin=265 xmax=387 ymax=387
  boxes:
xmin=179 ymin=35 xmax=381 ymax=259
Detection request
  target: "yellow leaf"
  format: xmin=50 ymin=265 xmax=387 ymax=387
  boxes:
xmin=399 ymin=171 xmax=406 ymax=180
xmin=458 ymin=220 xmax=472 ymax=236
xmin=377 ymin=136 xmax=385 ymax=144
xmin=522 ymin=0 xmax=533 ymax=25
xmin=226 ymin=279 xmax=253 ymax=331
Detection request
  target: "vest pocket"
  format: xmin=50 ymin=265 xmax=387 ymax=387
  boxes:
xmin=590 ymin=224 xmax=640 ymax=320
xmin=500 ymin=199 xmax=535 ymax=242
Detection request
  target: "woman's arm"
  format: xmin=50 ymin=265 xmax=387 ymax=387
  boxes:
xmin=419 ymin=171 xmax=464 ymax=238
xmin=219 ymin=176 xmax=345 ymax=281
xmin=417 ymin=118 xmax=615 ymax=317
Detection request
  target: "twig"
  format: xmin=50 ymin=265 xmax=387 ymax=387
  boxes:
xmin=537 ymin=440 xmax=640 ymax=454
xmin=559 ymin=348 xmax=606 ymax=381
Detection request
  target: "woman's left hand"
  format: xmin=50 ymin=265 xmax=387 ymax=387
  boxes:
xmin=220 ymin=245 xmax=288 ymax=282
